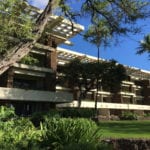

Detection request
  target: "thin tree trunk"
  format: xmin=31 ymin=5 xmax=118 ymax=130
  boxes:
xmin=95 ymin=46 xmax=100 ymax=115
xmin=0 ymin=0 xmax=54 ymax=75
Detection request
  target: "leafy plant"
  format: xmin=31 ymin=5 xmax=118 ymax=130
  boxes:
xmin=0 ymin=106 xmax=42 ymax=149
xmin=0 ymin=106 xmax=16 ymax=121
xmin=120 ymin=111 xmax=137 ymax=120
xmin=40 ymin=118 xmax=101 ymax=149
xmin=0 ymin=0 xmax=34 ymax=54
xmin=20 ymin=54 xmax=39 ymax=65
xmin=61 ymin=108 xmax=95 ymax=118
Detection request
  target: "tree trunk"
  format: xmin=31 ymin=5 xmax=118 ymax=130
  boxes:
xmin=95 ymin=46 xmax=100 ymax=116
xmin=0 ymin=0 xmax=54 ymax=75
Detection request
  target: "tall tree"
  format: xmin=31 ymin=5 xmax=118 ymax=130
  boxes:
xmin=62 ymin=58 xmax=127 ymax=107
xmin=0 ymin=0 xmax=149 ymax=75
xmin=0 ymin=0 xmax=58 ymax=74
xmin=84 ymin=20 xmax=110 ymax=112
xmin=137 ymin=34 xmax=150 ymax=57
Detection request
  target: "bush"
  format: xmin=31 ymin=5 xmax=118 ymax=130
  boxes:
xmin=0 ymin=106 xmax=16 ymax=121
xmin=30 ymin=109 xmax=61 ymax=126
xmin=120 ymin=111 xmax=137 ymax=120
xmin=0 ymin=106 xmax=42 ymax=149
xmin=61 ymin=108 xmax=95 ymax=118
xmin=31 ymin=108 xmax=95 ymax=127
xmin=40 ymin=118 xmax=101 ymax=150
xmin=0 ymin=106 xmax=109 ymax=150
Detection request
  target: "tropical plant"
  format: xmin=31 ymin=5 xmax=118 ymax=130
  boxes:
xmin=137 ymin=34 xmax=150 ymax=57
xmin=0 ymin=105 xmax=16 ymax=121
xmin=0 ymin=106 xmax=42 ymax=149
xmin=40 ymin=118 xmax=101 ymax=150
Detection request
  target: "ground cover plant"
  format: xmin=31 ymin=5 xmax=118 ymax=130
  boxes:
xmin=98 ymin=121 xmax=150 ymax=139
xmin=0 ymin=106 xmax=112 ymax=150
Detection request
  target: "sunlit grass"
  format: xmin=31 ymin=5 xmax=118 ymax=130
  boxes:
xmin=98 ymin=120 xmax=150 ymax=139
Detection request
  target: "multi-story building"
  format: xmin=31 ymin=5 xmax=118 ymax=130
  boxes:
xmin=0 ymin=3 xmax=149 ymax=117
xmin=56 ymin=48 xmax=150 ymax=118
xmin=0 ymin=4 xmax=84 ymax=115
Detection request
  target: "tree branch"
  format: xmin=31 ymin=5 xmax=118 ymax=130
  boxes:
xmin=0 ymin=0 xmax=53 ymax=75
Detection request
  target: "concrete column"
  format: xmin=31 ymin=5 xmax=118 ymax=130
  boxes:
xmin=6 ymin=68 xmax=14 ymax=88
xmin=45 ymin=40 xmax=57 ymax=91
xmin=45 ymin=72 xmax=56 ymax=91
xmin=98 ymin=108 xmax=110 ymax=120
xmin=131 ymin=96 xmax=136 ymax=104
xmin=46 ymin=50 xmax=57 ymax=71
xmin=100 ymin=94 xmax=103 ymax=102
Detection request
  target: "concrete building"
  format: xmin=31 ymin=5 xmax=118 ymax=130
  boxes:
xmin=0 ymin=3 xmax=150 ymax=117
xmin=56 ymin=48 xmax=150 ymax=118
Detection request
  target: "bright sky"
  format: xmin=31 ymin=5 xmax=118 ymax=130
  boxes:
xmin=28 ymin=0 xmax=150 ymax=71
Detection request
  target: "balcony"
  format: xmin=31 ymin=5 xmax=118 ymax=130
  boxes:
xmin=57 ymin=101 xmax=150 ymax=110
xmin=0 ymin=87 xmax=72 ymax=102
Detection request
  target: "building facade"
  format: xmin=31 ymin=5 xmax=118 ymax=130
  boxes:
xmin=56 ymin=48 xmax=150 ymax=118
xmin=0 ymin=3 xmax=150 ymax=117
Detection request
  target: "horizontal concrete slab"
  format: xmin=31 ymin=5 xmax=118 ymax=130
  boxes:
xmin=0 ymin=87 xmax=72 ymax=102
xmin=57 ymin=101 xmax=150 ymax=110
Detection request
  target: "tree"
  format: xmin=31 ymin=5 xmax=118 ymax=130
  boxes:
xmin=0 ymin=0 xmax=58 ymax=75
xmin=0 ymin=0 xmax=149 ymax=74
xmin=62 ymin=58 xmax=127 ymax=108
xmin=84 ymin=21 xmax=110 ymax=112
xmin=137 ymin=34 xmax=150 ymax=57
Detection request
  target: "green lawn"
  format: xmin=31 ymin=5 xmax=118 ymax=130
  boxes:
xmin=98 ymin=120 xmax=150 ymax=139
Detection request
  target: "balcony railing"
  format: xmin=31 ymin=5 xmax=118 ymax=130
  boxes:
xmin=0 ymin=87 xmax=72 ymax=102
xmin=57 ymin=100 xmax=150 ymax=110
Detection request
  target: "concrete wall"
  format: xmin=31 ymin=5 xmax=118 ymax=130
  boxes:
xmin=0 ymin=87 xmax=72 ymax=102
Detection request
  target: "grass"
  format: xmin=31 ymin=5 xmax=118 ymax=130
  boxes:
xmin=98 ymin=120 xmax=150 ymax=139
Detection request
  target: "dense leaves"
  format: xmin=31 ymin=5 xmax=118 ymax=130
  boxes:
xmin=0 ymin=0 xmax=33 ymax=55
xmin=62 ymin=58 xmax=127 ymax=96
xmin=40 ymin=117 xmax=101 ymax=149
xmin=60 ymin=0 xmax=149 ymax=45
xmin=0 ymin=106 xmax=110 ymax=150
xmin=137 ymin=34 xmax=150 ymax=57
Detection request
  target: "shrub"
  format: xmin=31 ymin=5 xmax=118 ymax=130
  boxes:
xmin=0 ymin=106 xmax=42 ymax=149
xmin=40 ymin=118 xmax=101 ymax=149
xmin=0 ymin=117 xmax=42 ymax=150
xmin=0 ymin=106 xmax=16 ymax=121
xmin=120 ymin=111 xmax=137 ymax=120
xmin=30 ymin=109 xmax=61 ymax=126
xmin=61 ymin=108 xmax=95 ymax=118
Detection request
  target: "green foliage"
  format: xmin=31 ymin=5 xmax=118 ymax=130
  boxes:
xmin=137 ymin=34 xmax=150 ymax=57
xmin=0 ymin=0 xmax=33 ymax=54
xmin=144 ymin=112 xmax=150 ymax=117
xmin=0 ymin=106 xmax=41 ymax=149
xmin=61 ymin=108 xmax=95 ymax=118
xmin=62 ymin=58 xmax=127 ymax=94
xmin=0 ymin=118 xmax=41 ymax=150
xmin=120 ymin=111 xmax=138 ymax=120
xmin=0 ymin=106 xmax=16 ymax=121
xmin=31 ymin=109 xmax=61 ymax=127
xmin=101 ymin=60 xmax=127 ymax=92
xmin=60 ymin=0 xmax=149 ymax=47
xmin=20 ymin=54 xmax=39 ymax=65
xmin=40 ymin=118 xmax=101 ymax=149
xmin=0 ymin=106 xmax=112 ymax=149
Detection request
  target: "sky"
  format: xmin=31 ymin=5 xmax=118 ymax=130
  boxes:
xmin=28 ymin=0 xmax=150 ymax=71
